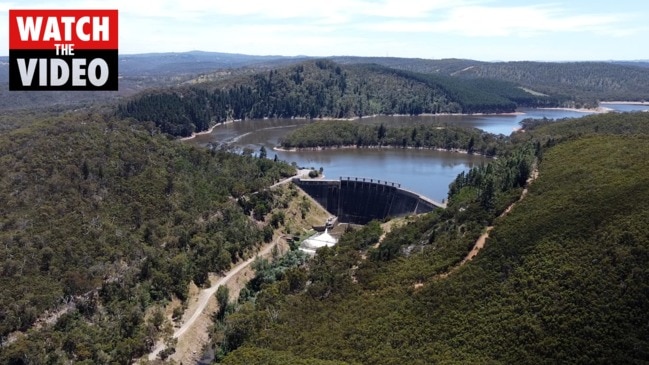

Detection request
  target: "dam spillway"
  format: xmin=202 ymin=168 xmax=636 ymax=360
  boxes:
xmin=293 ymin=177 xmax=445 ymax=225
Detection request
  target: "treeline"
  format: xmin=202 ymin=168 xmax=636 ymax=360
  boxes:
xmin=118 ymin=60 xmax=561 ymax=137
xmin=382 ymin=67 xmax=563 ymax=112
xmin=334 ymin=57 xmax=649 ymax=106
xmin=448 ymin=145 xmax=536 ymax=206
xmin=0 ymin=114 xmax=294 ymax=364
xmin=217 ymin=112 xmax=649 ymax=363
xmin=279 ymin=120 xmax=509 ymax=156
xmin=456 ymin=61 xmax=649 ymax=106
xmin=515 ymin=111 xmax=649 ymax=144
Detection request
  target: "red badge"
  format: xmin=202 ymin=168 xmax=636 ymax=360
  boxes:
xmin=9 ymin=9 xmax=119 ymax=90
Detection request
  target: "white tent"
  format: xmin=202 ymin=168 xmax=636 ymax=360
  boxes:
xmin=300 ymin=229 xmax=338 ymax=254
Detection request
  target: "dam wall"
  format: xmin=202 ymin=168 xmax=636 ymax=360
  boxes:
xmin=293 ymin=177 xmax=443 ymax=225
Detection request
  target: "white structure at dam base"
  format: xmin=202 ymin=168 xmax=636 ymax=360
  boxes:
xmin=300 ymin=229 xmax=338 ymax=255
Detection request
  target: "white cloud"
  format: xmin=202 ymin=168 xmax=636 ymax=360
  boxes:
xmin=361 ymin=0 xmax=476 ymax=19
xmin=363 ymin=5 xmax=631 ymax=37
xmin=1 ymin=0 xmax=646 ymax=60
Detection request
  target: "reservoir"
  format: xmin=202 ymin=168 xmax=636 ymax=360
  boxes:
xmin=188 ymin=104 xmax=648 ymax=202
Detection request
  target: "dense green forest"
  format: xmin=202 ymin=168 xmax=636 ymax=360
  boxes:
xmin=333 ymin=57 xmax=649 ymax=106
xmin=216 ymin=112 xmax=649 ymax=364
xmin=454 ymin=62 xmax=649 ymax=106
xmin=0 ymin=114 xmax=295 ymax=364
xmin=279 ymin=120 xmax=509 ymax=156
xmin=118 ymin=60 xmax=560 ymax=137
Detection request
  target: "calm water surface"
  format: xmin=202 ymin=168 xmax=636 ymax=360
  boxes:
xmin=188 ymin=104 xmax=647 ymax=201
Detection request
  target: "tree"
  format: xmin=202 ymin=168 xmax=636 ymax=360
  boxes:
xmin=480 ymin=176 xmax=496 ymax=210
xmin=216 ymin=286 xmax=230 ymax=321
xmin=377 ymin=123 xmax=386 ymax=140
xmin=468 ymin=136 xmax=475 ymax=154
xmin=81 ymin=160 xmax=90 ymax=179
xmin=39 ymin=247 xmax=54 ymax=272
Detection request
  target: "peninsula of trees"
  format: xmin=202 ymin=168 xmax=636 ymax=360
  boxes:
xmin=278 ymin=120 xmax=509 ymax=156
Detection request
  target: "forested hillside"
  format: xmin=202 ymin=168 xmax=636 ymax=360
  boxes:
xmin=334 ymin=57 xmax=649 ymax=105
xmin=0 ymin=114 xmax=295 ymax=363
xmin=5 ymin=52 xmax=646 ymax=112
xmin=118 ymin=60 xmax=559 ymax=137
xmin=331 ymin=56 xmax=485 ymax=75
xmin=455 ymin=62 xmax=649 ymax=105
xmin=0 ymin=53 xmax=306 ymax=112
xmin=218 ymin=112 xmax=649 ymax=364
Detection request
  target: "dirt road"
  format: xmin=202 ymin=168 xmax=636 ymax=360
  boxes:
xmin=147 ymin=241 xmax=276 ymax=361
xmin=421 ymin=167 xmax=539 ymax=284
xmin=270 ymin=169 xmax=313 ymax=189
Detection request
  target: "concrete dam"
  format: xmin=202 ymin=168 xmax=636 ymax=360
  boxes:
xmin=293 ymin=177 xmax=445 ymax=225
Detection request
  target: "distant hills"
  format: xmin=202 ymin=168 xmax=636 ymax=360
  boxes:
xmin=0 ymin=51 xmax=304 ymax=82
xmin=611 ymin=60 xmax=649 ymax=68
xmin=0 ymin=52 xmax=307 ymax=111
xmin=331 ymin=57 xmax=649 ymax=105
xmin=1 ymin=52 xmax=649 ymax=112
xmin=117 ymin=51 xmax=307 ymax=76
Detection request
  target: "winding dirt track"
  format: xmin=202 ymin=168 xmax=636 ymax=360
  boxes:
xmin=422 ymin=167 xmax=539 ymax=284
xmin=147 ymin=242 xmax=276 ymax=361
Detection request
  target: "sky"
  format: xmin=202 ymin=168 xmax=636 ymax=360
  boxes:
xmin=2 ymin=0 xmax=648 ymax=61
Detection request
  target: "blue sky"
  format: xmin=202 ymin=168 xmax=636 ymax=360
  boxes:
xmin=2 ymin=0 xmax=648 ymax=60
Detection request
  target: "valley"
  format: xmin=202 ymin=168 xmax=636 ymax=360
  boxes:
xmin=1 ymin=50 xmax=649 ymax=365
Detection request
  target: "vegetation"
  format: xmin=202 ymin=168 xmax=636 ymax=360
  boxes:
xmin=0 ymin=52 xmax=305 ymax=112
xmin=210 ymin=144 xmax=536 ymax=362
xmin=222 ymin=347 xmax=353 ymax=365
xmin=279 ymin=120 xmax=509 ymax=156
xmin=118 ymin=60 xmax=562 ymax=137
xmin=454 ymin=61 xmax=649 ymax=106
xmin=0 ymin=114 xmax=294 ymax=364
xmin=516 ymin=111 xmax=649 ymax=144
xmin=5 ymin=53 xmax=648 ymax=112
xmin=216 ymin=112 xmax=649 ymax=364
xmin=3 ymin=50 xmax=649 ymax=364
xmin=334 ymin=57 xmax=649 ymax=106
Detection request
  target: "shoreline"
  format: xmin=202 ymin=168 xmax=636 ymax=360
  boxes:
xmin=277 ymin=111 xmax=526 ymax=121
xmin=178 ymin=105 xmax=619 ymax=142
xmin=537 ymin=106 xmax=612 ymax=114
xmin=273 ymin=144 xmax=495 ymax=158
xmin=179 ymin=122 xmax=226 ymax=141
xmin=178 ymin=111 xmax=528 ymax=141
xmin=359 ymin=111 xmax=525 ymax=117
xmin=179 ymin=119 xmax=246 ymax=141
xmin=600 ymin=101 xmax=649 ymax=105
